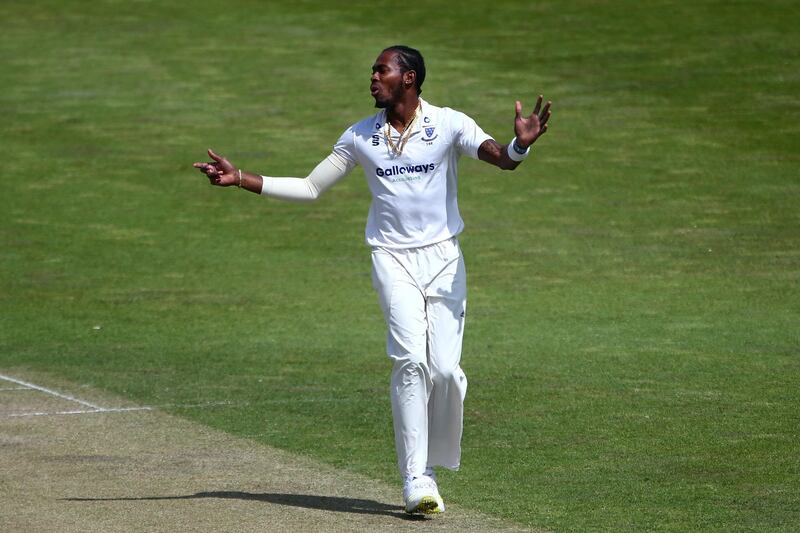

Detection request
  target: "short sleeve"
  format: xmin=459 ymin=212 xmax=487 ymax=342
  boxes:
xmin=332 ymin=126 xmax=359 ymax=172
xmin=451 ymin=110 xmax=493 ymax=160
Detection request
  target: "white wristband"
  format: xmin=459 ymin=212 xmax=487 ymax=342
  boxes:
xmin=507 ymin=137 xmax=530 ymax=162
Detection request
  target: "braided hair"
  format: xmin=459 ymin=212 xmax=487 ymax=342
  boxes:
xmin=382 ymin=45 xmax=426 ymax=95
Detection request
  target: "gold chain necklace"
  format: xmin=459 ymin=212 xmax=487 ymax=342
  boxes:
xmin=384 ymin=103 xmax=421 ymax=156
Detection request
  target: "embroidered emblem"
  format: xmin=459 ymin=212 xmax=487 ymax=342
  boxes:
xmin=421 ymin=126 xmax=438 ymax=143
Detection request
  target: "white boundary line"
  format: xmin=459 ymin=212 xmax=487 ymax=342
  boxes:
xmin=0 ymin=373 xmax=103 ymax=410
xmin=0 ymin=373 xmax=249 ymax=418
xmin=6 ymin=407 xmax=154 ymax=418
xmin=0 ymin=402 xmax=248 ymax=418
xmin=0 ymin=373 xmax=338 ymax=419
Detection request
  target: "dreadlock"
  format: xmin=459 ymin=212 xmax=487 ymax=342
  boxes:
xmin=382 ymin=45 xmax=426 ymax=95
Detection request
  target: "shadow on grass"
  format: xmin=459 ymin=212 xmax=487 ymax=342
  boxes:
xmin=62 ymin=491 xmax=429 ymax=520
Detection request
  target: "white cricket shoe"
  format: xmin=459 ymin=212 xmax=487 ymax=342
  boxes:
xmin=424 ymin=469 xmax=445 ymax=513
xmin=403 ymin=475 xmax=445 ymax=514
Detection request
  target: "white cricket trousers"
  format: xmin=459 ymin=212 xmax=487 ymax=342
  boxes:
xmin=371 ymin=236 xmax=468 ymax=480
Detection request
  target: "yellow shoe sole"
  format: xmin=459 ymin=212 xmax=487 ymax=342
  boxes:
xmin=406 ymin=495 xmax=442 ymax=515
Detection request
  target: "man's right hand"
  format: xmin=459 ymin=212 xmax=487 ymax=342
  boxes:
xmin=193 ymin=149 xmax=238 ymax=186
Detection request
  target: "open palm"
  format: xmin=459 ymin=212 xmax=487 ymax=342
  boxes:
xmin=514 ymin=95 xmax=551 ymax=148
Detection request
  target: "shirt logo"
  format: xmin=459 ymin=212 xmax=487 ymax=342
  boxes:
xmin=376 ymin=162 xmax=436 ymax=181
xmin=421 ymin=126 xmax=438 ymax=142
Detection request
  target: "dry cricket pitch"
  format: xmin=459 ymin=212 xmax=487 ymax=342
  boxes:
xmin=0 ymin=369 xmax=533 ymax=532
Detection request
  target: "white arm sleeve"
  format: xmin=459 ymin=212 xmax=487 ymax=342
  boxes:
xmin=260 ymin=152 xmax=352 ymax=202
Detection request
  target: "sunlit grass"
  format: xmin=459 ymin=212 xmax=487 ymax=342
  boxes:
xmin=2 ymin=1 xmax=798 ymax=530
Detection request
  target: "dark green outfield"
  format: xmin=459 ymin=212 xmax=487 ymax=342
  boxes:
xmin=2 ymin=1 xmax=798 ymax=530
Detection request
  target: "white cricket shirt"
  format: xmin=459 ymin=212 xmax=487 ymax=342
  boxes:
xmin=333 ymin=98 xmax=492 ymax=249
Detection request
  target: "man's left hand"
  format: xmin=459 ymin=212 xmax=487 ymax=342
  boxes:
xmin=514 ymin=95 xmax=551 ymax=148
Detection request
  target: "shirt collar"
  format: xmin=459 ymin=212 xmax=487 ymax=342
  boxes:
xmin=379 ymin=98 xmax=427 ymax=134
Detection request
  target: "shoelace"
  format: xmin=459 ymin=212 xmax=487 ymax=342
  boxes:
xmin=407 ymin=477 xmax=437 ymax=492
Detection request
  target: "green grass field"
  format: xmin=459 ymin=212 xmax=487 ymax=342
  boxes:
xmin=2 ymin=0 xmax=798 ymax=530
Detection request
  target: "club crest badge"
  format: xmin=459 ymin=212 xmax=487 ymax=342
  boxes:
xmin=422 ymin=126 xmax=438 ymax=142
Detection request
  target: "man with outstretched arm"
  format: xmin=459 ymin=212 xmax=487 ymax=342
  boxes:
xmin=194 ymin=45 xmax=551 ymax=515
